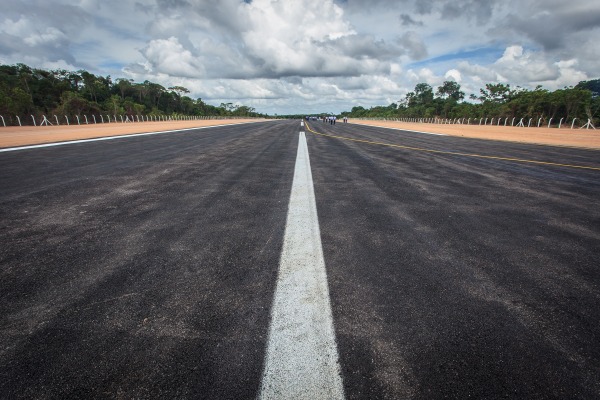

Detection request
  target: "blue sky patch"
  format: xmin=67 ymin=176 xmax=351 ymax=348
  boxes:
xmin=408 ymin=46 xmax=505 ymax=70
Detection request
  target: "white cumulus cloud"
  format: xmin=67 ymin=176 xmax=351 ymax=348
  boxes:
xmin=0 ymin=0 xmax=598 ymax=114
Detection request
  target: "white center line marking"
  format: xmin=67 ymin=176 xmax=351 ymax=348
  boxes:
xmin=259 ymin=132 xmax=345 ymax=400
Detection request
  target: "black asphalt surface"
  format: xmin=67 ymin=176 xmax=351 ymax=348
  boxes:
xmin=0 ymin=121 xmax=297 ymax=398
xmin=1 ymin=120 xmax=599 ymax=399
xmin=307 ymin=121 xmax=600 ymax=399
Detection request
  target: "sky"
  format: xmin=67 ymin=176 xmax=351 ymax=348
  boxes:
xmin=1 ymin=0 xmax=599 ymax=114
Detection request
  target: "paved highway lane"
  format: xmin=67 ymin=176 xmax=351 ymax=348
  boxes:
xmin=2 ymin=119 xmax=600 ymax=398
xmin=307 ymin=122 xmax=600 ymax=399
xmin=0 ymin=120 xmax=297 ymax=398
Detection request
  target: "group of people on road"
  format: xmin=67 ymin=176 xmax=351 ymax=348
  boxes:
xmin=322 ymin=116 xmax=348 ymax=124
xmin=304 ymin=115 xmax=349 ymax=125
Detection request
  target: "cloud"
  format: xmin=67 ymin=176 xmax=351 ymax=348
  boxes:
xmin=415 ymin=0 xmax=434 ymax=15
xmin=406 ymin=67 xmax=439 ymax=86
xmin=544 ymin=59 xmax=588 ymax=88
xmin=0 ymin=15 xmax=75 ymax=64
xmin=140 ymin=37 xmax=207 ymax=78
xmin=398 ymin=31 xmax=428 ymax=60
xmin=439 ymin=1 xmax=495 ymax=24
xmin=23 ymin=27 xmax=68 ymax=47
xmin=239 ymin=0 xmax=392 ymax=77
xmin=410 ymin=0 xmax=495 ymax=24
xmin=494 ymin=45 xmax=558 ymax=82
xmin=455 ymin=45 xmax=589 ymax=90
xmin=399 ymin=14 xmax=423 ymax=27
xmin=456 ymin=61 xmax=502 ymax=84
xmin=497 ymin=1 xmax=600 ymax=50
xmin=136 ymin=0 xmax=403 ymax=79
xmin=444 ymin=69 xmax=461 ymax=82
xmin=0 ymin=0 xmax=598 ymax=114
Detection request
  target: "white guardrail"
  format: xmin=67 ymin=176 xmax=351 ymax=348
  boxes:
xmin=351 ymin=117 xmax=596 ymax=130
xmin=0 ymin=115 xmax=260 ymax=127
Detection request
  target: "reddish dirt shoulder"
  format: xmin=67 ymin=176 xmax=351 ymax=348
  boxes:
xmin=350 ymin=120 xmax=600 ymax=150
xmin=0 ymin=119 xmax=264 ymax=148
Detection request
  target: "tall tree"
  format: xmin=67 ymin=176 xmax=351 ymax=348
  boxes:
xmin=414 ymin=83 xmax=434 ymax=105
xmin=479 ymin=83 xmax=513 ymax=103
xmin=148 ymin=82 xmax=166 ymax=108
xmin=437 ymin=81 xmax=465 ymax=101
xmin=0 ymin=62 xmax=261 ymax=119
xmin=576 ymin=79 xmax=600 ymax=98
xmin=116 ymin=78 xmax=133 ymax=100
xmin=169 ymin=86 xmax=190 ymax=111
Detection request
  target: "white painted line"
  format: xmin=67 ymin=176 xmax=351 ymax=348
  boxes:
xmin=0 ymin=121 xmax=263 ymax=153
xmin=354 ymin=122 xmax=447 ymax=136
xmin=301 ymin=121 xmax=305 ymax=127
xmin=259 ymin=132 xmax=344 ymax=400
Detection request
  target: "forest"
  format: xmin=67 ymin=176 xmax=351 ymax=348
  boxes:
xmin=0 ymin=63 xmax=263 ymax=125
xmin=2 ymin=63 xmax=599 ymax=127
xmin=341 ymin=79 xmax=600 ymax=128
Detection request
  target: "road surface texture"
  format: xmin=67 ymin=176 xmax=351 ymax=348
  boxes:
xmin=1 ymin=120 xmax=599 ymax=399
xmin=0 ymin=121 xmax=296 ymax=398
xmin=307 ymin=121 xmax=600 ymax=399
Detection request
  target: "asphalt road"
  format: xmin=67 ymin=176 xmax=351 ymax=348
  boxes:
xmin=1 ymin=120 xmax=599 ymax=399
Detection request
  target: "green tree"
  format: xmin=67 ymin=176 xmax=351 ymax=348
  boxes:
xmin=147 ymin=82 xmax=166 ymax=108
xmin=105 ymin=95 xmax=122 ymax=115
xmin=0 ymin=61 xmax=261 ymax=119
xmin=9 ymin=87 xmax=34 ymax=114
xmin=562 ymin=87 xmax=592 ymax=121
xmin=437 ymin=81 xmax=465 ymax=101
xmin=168 ymin=86 xmax=190 ymax=112
xmin=134 ymin=81 xmax=150 ymax=104
xmin=414 ymin=83 xmax=434 ymax=106
xmin=116 ymin=78 xmax=134 ymax=100
xmin=576 ymin=79 xmax=600 ymax=98
xmin=479 ymin=83 xmax=513 ymax=103
xmin=56 ymin=91 xmax=100 ymax=115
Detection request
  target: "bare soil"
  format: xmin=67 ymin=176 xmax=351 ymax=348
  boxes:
xmin=0 ymin=119 xmax=263 ymax=148
xmin=2 ymin=118 xmax=598 ymax=150
xmin=350 ymin=120 xmax=600 ymax=150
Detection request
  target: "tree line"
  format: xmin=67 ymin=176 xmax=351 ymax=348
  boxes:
xmin=0 ymin=63 xmax=264 ymax=122
xmin=342 ymin=79 xmax=600 ymax=127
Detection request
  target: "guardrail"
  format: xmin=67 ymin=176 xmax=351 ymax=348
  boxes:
xmin=352 ymin=117 xmax=596 ymax=130
xmin=0 ymin=115 xmax=259 ymax=127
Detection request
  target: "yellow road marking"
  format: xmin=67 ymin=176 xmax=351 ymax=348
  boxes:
xmin=305 ymin=123 xmax=600 ymax=172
